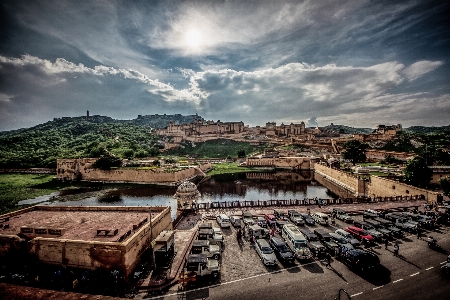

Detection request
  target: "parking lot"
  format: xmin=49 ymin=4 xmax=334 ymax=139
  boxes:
xmin=138 ymin=203 xmax=450 ymax=299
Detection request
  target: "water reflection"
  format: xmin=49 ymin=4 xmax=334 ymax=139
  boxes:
xmin=49 ymin=171 xmax=336 ymax=220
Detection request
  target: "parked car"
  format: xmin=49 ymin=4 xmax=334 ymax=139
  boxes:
xmin=334 ymin=229 xmax=361 ymax=248
xmin=311 ymin=212 xmax=329 ymax=225
xmin=269 ymin=237 xmax=295 ymax=264
xmin=216 ymin=214 xmax=231 ymax=228
xmin=364 ymin=219 xmax=392 ymax=237
xmin=183 ymin=254 xmax=220 ymax=278
xmin=332 ymin=208 xmax=353 ymax=223
xmin=230 ymin=216 xmax=242 ymax=228
xmin=300 ymin=228 xmax=326 ymax=257
xmin=373 ymin=218 xmax=403 ymax=236
xmin=300 ymin=213 xmax=315 ymax=225
xmin=282 ymin=224 xmax=311 ymax=260
xmin=288 ymin=210 xmax=305 ymax=226
xmin=191 ymin=240 xmax=222 ymax=260
xmin=242 ymin=211 xmax=255 ymax=226
xmin=363 ymin=209 xmax=380 ymax=220
xmin=255 ymin=239 xmax=277 ymax=266
xmin=329 ymin=232 xmax=355 ymax=256
xmin=314 ymin=229 xmax=340 ymax=256
xmin=248 ymin=224 xmax=270 ymax=239
xmin=212 ymin=227 xmax=224 ymax=244
xmin=256 ymin=216 xmax=267 ymax=228
xmin=265 ymin=214 xmax=277 ymax=228
xmin=274 ymin=209 xmax=289 ymax=220
xmin=345 ymin=226 xmax=374 ymax=244
xmin=341 ymin=249 xmax=380 ymax=272
xmin=353 ymin=220 xmax=384 ymax=240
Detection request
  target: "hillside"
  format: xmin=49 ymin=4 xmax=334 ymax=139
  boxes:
xmin=0 ymin=114 xmax=202 ymax=168
xmin=324 ymin=124 xmax=372 ymax=134
xmin=404 ymin=125 xmax=450 ymax=134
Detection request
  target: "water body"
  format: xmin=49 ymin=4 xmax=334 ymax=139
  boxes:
xmin=45 ymin=171 xmax=336 ymax=219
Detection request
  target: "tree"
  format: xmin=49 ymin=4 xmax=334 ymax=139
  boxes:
xmin=439 ymin=176 xmax=450 ymax=197
xmin=92 ymin=153 xmax=122 ymax=170
xmin=237 ymin=149 xmax=246 ymax=158
xmin=122 ymin=149 xmax=135 ymax=159
xmin=403 ymin=156 xmax=432 ymax=187
xmin=342 ymin=140 xmax=369 ymax=165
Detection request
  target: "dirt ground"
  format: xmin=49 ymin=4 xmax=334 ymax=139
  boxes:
xmin=0 ymin=283 xmax=124 ymax=300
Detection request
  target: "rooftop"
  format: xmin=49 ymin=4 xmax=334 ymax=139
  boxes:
xmin=0 ymin=206 xmax=161 ymax=243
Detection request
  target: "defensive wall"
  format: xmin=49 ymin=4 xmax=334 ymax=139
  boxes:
xmin=313 ymin=163 xmax=440 ymax=204
xmin=0 ymin=206 xmax=172 ymax=277
xmin=314 ymin=163 xmax=358 ymax=194
xmin=57 ymin=158 xmax=211 ymax=185
xmin=245 ymin=156 xmax=316 ymax=169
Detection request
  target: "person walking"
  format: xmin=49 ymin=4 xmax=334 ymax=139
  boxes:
xmin=325 ymin=252 xmax=331 ymax=267
xmin=384 ymin=238 xmax=389 ymax=250
xmin=393 ymin=243 xmax=399 ymax=256
xmin=417 ymin=227 xmax=421 ymax=239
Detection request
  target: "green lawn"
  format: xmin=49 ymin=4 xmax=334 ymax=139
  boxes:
xmin=206 ymin=162 xmax=264 ymax=176
xmin=0 ymin=174 xmax=72 ymax=214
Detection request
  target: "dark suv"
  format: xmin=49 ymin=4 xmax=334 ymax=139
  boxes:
xmin=341 ymin=249 xmax=380 ymax=272
xmin=314 ymin=229 xmax=340 ymax=256
xmin=300 ymin=228 xmax=326 ymax=257
xmin=269 ymin=237 xmax=295 ymax=264
xmin=300 ymin=213 xmax=315 ymax=225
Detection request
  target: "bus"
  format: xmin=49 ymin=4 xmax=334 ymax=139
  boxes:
xmin=282 ymin=224 xmax=311 ymax=260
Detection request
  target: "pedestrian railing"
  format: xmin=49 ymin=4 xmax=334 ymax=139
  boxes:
xmin=194 ymin=194 xmax=423 ymax=211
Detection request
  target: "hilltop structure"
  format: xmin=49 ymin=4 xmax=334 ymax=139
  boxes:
xmin=354 ymin=124 xmax=402 ymax=142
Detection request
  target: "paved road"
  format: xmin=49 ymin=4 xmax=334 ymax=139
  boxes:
xmin=137 ymin=214 xmax=450 ymax=300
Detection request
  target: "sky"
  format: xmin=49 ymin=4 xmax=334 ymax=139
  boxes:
xmin=0 ymin=0 xmax=449 ymax=131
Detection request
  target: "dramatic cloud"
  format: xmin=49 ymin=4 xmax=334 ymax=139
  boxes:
xmin=401 ymin=61 xmax=444 ymax=81
xmin=0 ymin=0 xmax=449 ymax=130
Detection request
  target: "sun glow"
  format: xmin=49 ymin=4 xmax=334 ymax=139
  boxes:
xmin=185 ymin=29 xmax=202 ymax=48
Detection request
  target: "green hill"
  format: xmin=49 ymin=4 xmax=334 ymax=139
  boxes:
xmin=0 ymin=114 xmax=202 ymax=168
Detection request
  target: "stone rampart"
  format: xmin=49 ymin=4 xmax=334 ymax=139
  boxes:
xmin=314 ymin=163 xmax=358 ymax=194
xmin=368 ymin=176 xmax=439 ymax=204
xmin=57 ymin=158 xmax=211 ymax=185
xmin=246 ymin=157 xmax=314 ymax=169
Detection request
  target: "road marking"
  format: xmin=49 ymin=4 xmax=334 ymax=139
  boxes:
xmin=410 ymin=272 xmax=420 ymax=277
xmin=426 ymin=267 xmax=434 ymax=270
xmin=351 ymin=292 xmax=363 ymax=297
xmin=440 ymin=261 xmax=446 ymax=265
xmin=373 ymin=286 xmax=384 ymax=290
xmin=393 ymin=279 xmax=403 ymax=283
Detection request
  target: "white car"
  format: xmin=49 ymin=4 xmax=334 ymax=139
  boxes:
xmin=213 ymin=227 xmax=224 ymax=243
xmin=255 ymin=239 xmax=277 ymax=266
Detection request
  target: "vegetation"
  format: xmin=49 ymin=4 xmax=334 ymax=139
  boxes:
xmin=439 ymin=176 xmax=450 ymax=197
xmin=379 ymin=154 xmax=404 ymax=165
xmin=165 ymin=139 xmax=267 ymax=158
xmin=0 ymin=174 xmax=71 ymax=214
xmin=403 ymin=156 xmax=432 ymax=187
xmin=92 ymin=153 xmax=123 ymax=170
xmin=0 ymin=120 xmax=162 ymax=168
xmin=342 ymin=140 xmax=369 ymax=165
xmin=206 ymin=162 xmax=263 ymax=176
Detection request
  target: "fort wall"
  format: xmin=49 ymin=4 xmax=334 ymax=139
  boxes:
xmin=314 ymin=163 xmax=358 ymax=193
xmin=367 ymin=176 xmax=439 ymax=203
xmin=57 ymin=159 xmax=211 ymax=185
xmin=313 ymin=164 xmax=439 ymax=203
xmin=245 ymin=157 xmax=315 ymax=169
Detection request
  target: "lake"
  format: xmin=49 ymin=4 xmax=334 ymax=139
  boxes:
xmin=45 ymin=171 xmax=337 ymax=219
